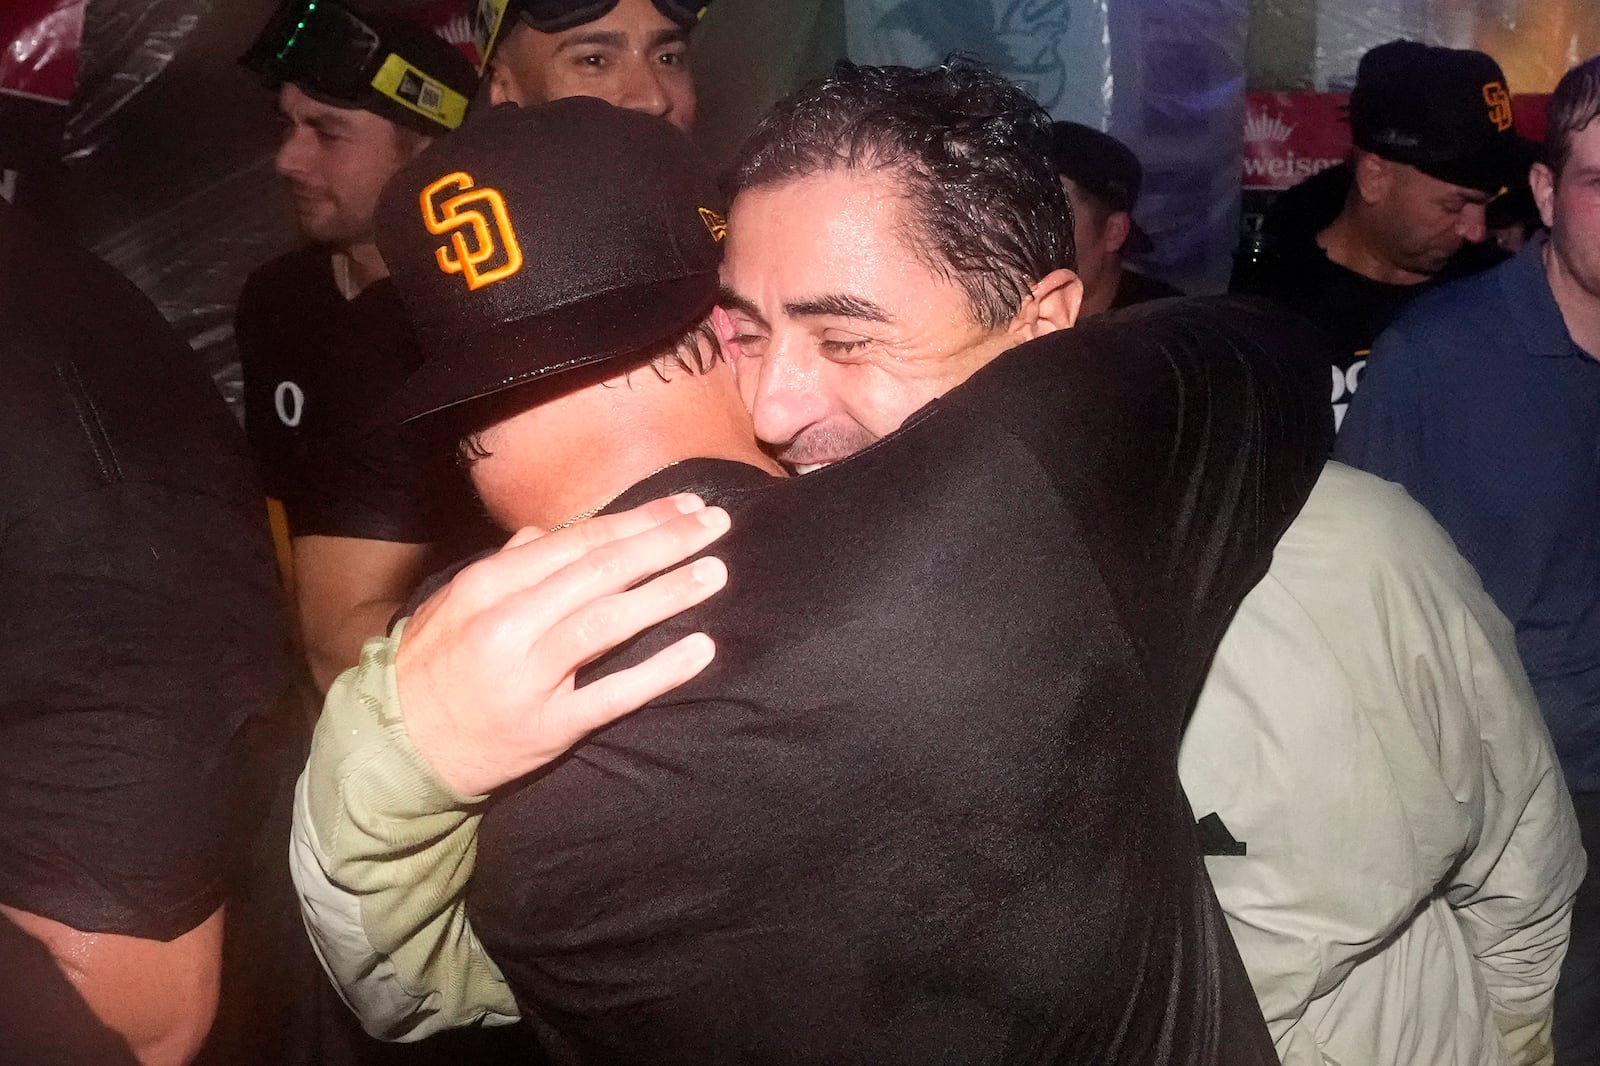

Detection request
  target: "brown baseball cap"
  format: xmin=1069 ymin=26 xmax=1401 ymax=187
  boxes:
xmin=374 ymin=97 xmax=726 ymax=424
xmin=1348 ymin=40 xmax=1527 ymax=194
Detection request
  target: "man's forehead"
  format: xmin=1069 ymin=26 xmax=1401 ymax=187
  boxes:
xmin=728 ymin=171 xmax=911 ymax=251
xmin=278 ymin=84 xmax=372 ymax=128
xmin=519 ymin=0 xmax=683 ymax=46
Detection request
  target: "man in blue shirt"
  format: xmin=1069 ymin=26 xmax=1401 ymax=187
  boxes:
xmin=1336 ymin=55 xmax=1600 ymax=1064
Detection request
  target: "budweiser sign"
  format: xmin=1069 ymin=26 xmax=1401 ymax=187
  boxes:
xmin=1242 ymin=92 xmax=1350 ymax=191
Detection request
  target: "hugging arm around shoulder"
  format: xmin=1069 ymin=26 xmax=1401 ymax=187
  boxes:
xmin=290 ymin=624 xmax=520 ymax=1040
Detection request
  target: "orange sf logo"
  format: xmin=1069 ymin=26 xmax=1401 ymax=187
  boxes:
xmin=420 ymin=171 xmax=524 ymax=290
xmin=1483 ymin=82 xmax=1513 ymax=132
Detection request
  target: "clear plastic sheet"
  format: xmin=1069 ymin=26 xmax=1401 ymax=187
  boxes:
xmin=1250 ymin=0 xmax=1600 ymax=94
xmin=846 ymin=0 xmax=1248 ymax=294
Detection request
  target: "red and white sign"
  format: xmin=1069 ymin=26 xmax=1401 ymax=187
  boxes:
xmin=1242 ymin=92 xmax=1350 ymax=191
xmin=1243 ymin=90 xmax=1554 ymax=192
xmin=1 ymin=0 xmax=86 ymax=106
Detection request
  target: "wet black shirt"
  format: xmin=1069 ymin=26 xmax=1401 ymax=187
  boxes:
xmin=1110 ymin=267 xmax=1183 ymax=309
xmin=0 ymin=206 xmax=290 ymax=940
xmin=237 ymin=247 xmax=490 ymax=551
xmin=467 ymin=298 xmax=1333 ymax=1065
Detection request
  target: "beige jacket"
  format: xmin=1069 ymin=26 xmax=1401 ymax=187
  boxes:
xmin=1183 ymin=463 xmax=1582 ymax=1065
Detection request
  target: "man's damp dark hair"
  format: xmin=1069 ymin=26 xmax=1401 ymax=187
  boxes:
xmin=725 ymin=57 xmax=1074 ymax=330
xmin=1546 ymin=55 xmax=1600 ymax=180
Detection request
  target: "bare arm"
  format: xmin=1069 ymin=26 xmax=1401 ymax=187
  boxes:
xmin=292 ymin=534 xmax=439 ymax=692
xmin=1 ymin=904 xmax=223 ymax=1066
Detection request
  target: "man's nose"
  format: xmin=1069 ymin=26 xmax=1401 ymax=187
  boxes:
xmin=615 ymin=59 xmax=672 ymax=120
xmin=274 ymin=128 xmax=311 ymax=180
xmin=748 ymin=346 xmax=826 ymax=450
xmin=1459 ymin=202 xmax=1488 ymax=244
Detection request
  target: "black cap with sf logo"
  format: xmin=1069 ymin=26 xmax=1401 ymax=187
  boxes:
xmin=374 ymin=97 xmax=725 ymax=425
xmin=1348 ymin=39 xmax=1529 ymax=194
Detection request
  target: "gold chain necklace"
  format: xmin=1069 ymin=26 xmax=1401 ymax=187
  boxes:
xmin=548 ymin=460 xmax=686 ymax=532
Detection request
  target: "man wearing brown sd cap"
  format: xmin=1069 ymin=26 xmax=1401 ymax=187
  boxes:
xmin=292 ymin=88 xmax=1329 ymax=1061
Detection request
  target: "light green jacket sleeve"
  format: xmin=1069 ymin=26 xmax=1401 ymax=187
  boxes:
xmin=288 ymin=621 xmax=520 ymax=1041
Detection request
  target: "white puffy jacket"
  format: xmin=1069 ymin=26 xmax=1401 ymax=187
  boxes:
xmin=1181 ymin=463 xmax=1584 ymax=1066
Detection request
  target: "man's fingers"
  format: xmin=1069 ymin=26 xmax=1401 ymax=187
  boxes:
xmin=471 ymin=508 xmax=731 ymax=646
xmin=559 ymin=632 xmax=718 ymax=738
xmin=535 ymin=555 xmax=729 ymax=679
xmin=501 ymin=494 xmax=706 ymax=553
xmin=446 ymin=498 xmax=722 ymax=625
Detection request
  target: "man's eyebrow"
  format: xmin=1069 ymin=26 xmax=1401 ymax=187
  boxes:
xmin=717 ymin=285 xmax=769 ymax=330
xmin=555 ymin=29 xmax=627 ymax=52
xmin=282 ymin=109 xmax=351 ymax=134
xmin=648 ymin=27 xmax=689 ymax=50
xmin=784 ymin=293 xmax=892 ymax=323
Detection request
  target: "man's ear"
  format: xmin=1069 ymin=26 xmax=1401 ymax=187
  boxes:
xmin=486 ymin=57 xmax=523 ymax=107
xmin=1530 ymin=161 xmax=1556 ymax=231
xmin=1352 ymin=151 xmax=1393 ymax=206
xmin=709 ymin=305 xmax=740 ymax=349
xmin=1103 ymin=210 xmax=1132 ymax=256
xmin=1010 ymin=268 xmax=1082 ymax=341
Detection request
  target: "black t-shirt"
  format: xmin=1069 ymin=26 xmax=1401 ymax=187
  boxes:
xmin=236 ymin=247 xmax=492 ymax=551
xmin=1109 ymin=267 xmax=1182 ymax=309
xmin=0 ymin=206 xmax=291 ymax=941
xmin=465 ymin=298 xmax=1332 ymax=1065
xmin=1255 ymin=237 xmax=1426 ymax=431
xmin=1254 ymin=165 xmax=1507 ymax=430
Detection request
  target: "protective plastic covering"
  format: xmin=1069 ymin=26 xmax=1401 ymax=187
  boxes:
xmin=4 ymin=0 xmax=294 ymax=409
xmin=1250 ymin=0 xmax=1600 ymax=94
xmin=845 ymin=0 xmax=1249 ymax=294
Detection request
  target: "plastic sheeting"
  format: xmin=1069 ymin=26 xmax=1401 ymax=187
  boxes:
xmin=1250 ymin=0 xmax=1600 ymax=93
xmin=846 ymin=0 xmax=1248 ymax=293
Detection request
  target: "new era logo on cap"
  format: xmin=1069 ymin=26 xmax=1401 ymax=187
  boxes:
xmin=699 ymin=207 xmax=727 ymax=241
xmin=421 ymin=171 xmax=525 ymax=290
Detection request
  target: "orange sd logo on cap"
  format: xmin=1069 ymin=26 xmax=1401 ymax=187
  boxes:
xmin=420 ymin=171 xmax=524 ymax=290
xmin=1482 ymin=81 xmax=1513 ymax=132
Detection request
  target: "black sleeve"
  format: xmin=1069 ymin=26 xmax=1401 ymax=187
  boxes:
xmin=0 ymin=481 xmax=290 ymax=940
xmin=282 ymin=418 xmax=462 ymax=544
xmin=947 ymin=295 xmax=1333 ymax=695
xmin=235 ymin=265 xmax=464 ymax=545
xmin=0 ymin=206 xmax=293 ymax=941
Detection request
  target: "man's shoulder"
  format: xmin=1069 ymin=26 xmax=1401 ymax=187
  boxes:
xmin=1381 ymin=251 xmax=1520 ymax=350
xmin=1272 ymin=463 xmax=1475 ymax=593
xmin=238 ymin=246 xmax=334 ymax=317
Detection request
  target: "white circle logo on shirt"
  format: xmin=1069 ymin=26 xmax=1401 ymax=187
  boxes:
xmin=274 ymin=381 xmax=305 ymax=428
